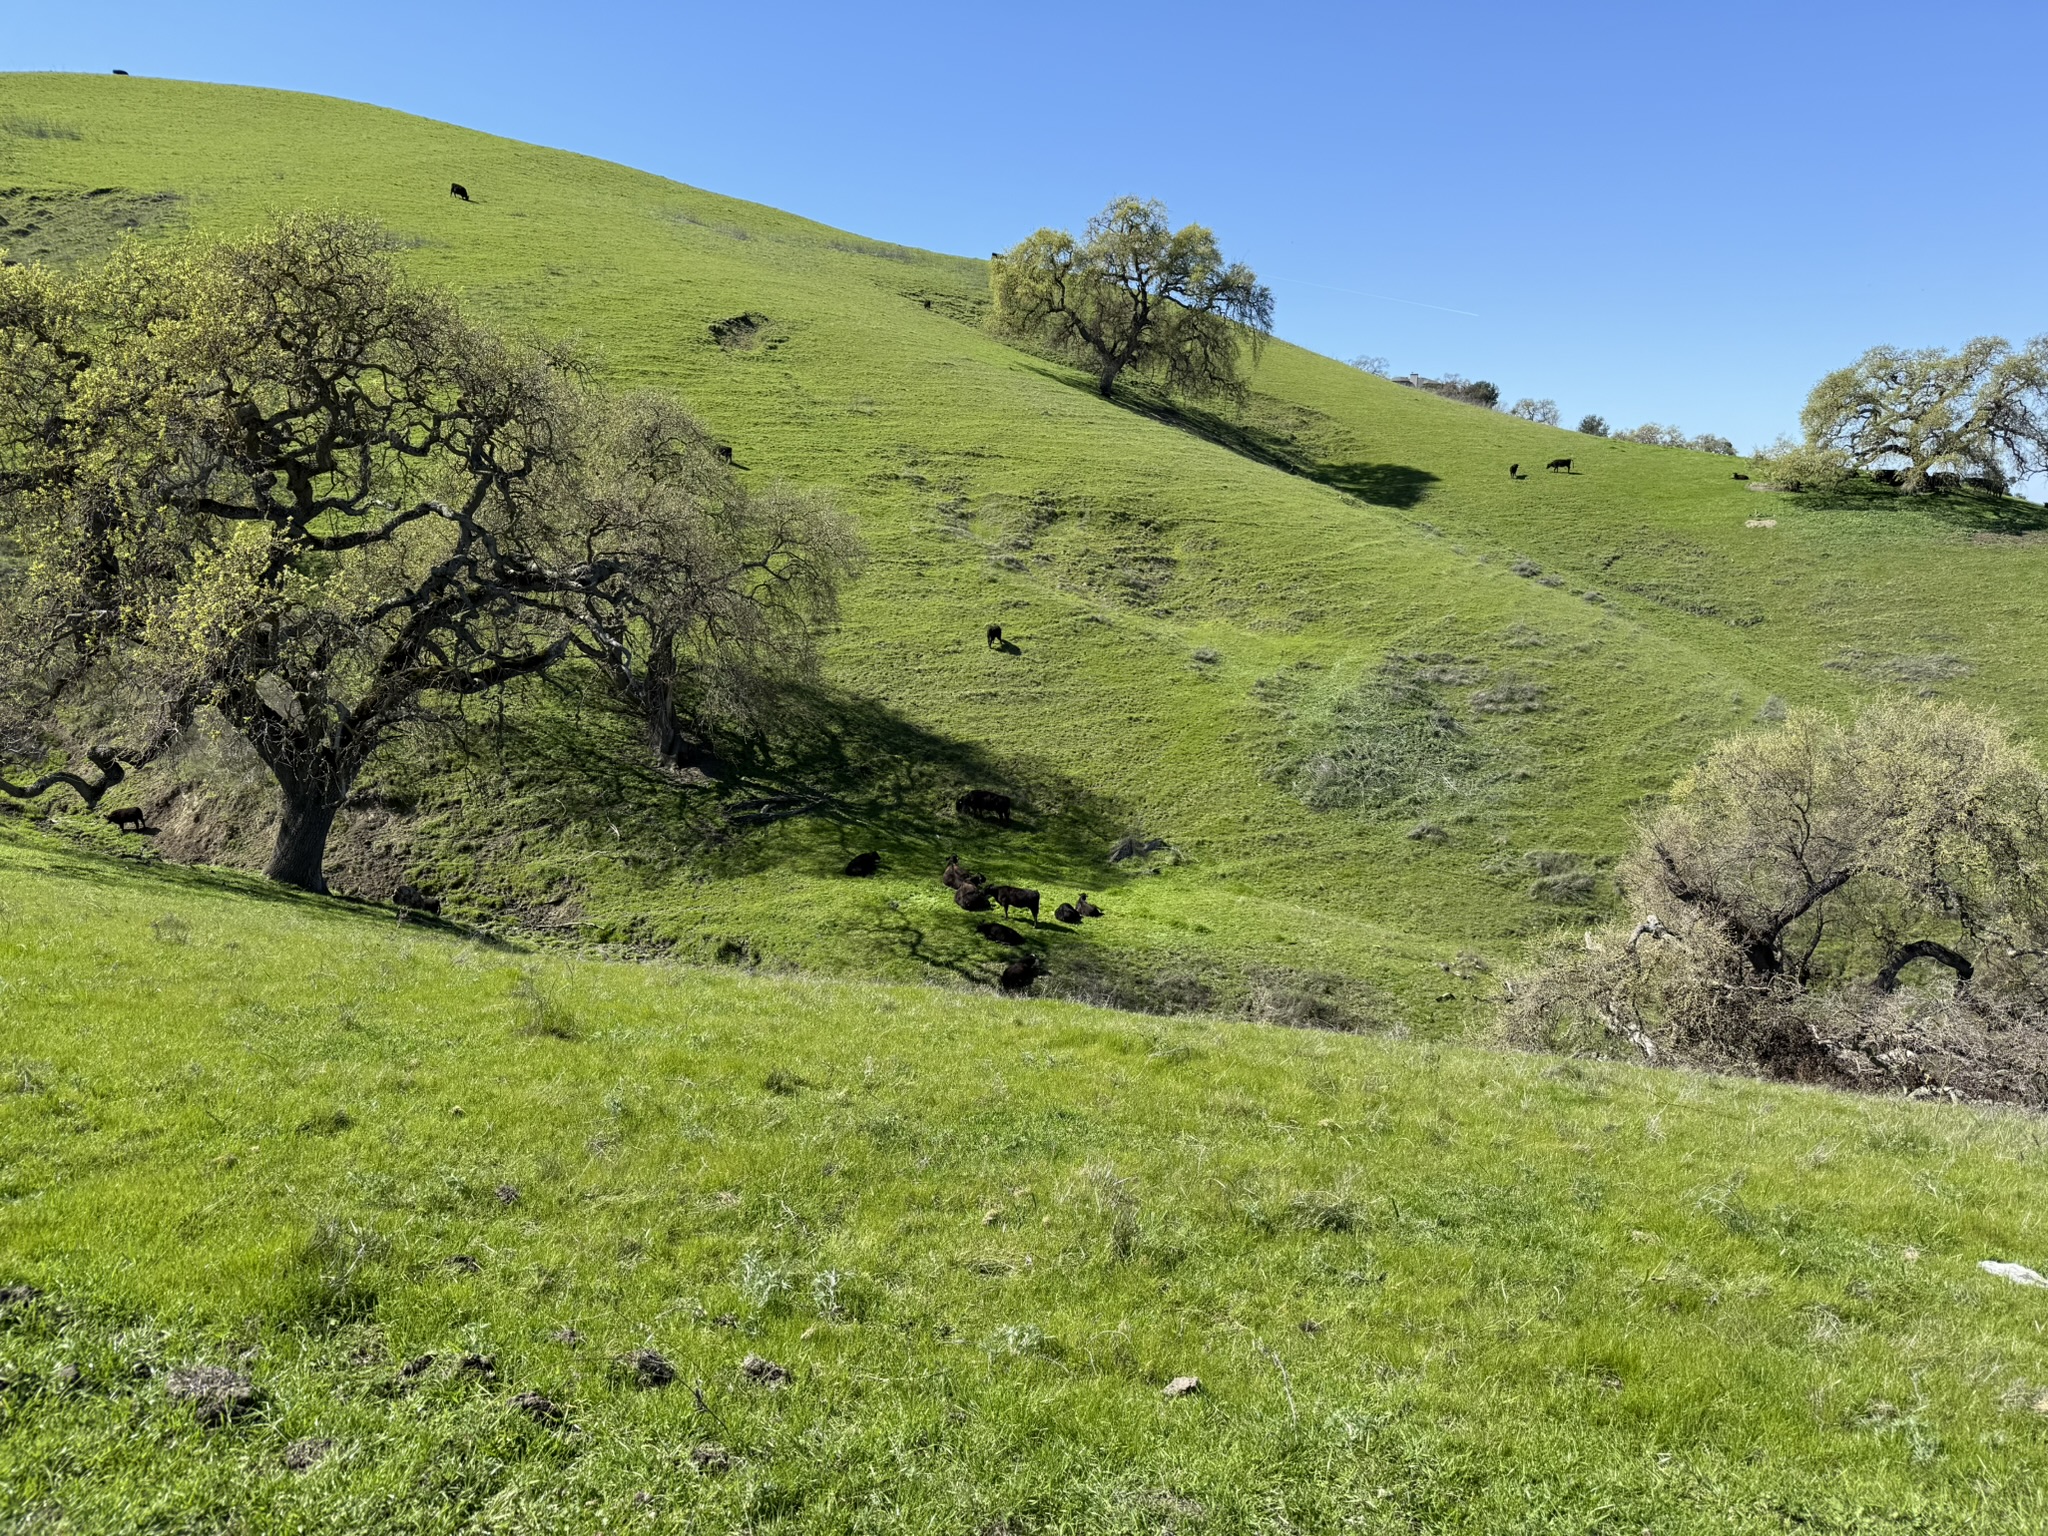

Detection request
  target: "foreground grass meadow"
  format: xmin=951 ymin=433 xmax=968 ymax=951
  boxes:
xmin=5 ymin=831 xmax=2048 ymax=1532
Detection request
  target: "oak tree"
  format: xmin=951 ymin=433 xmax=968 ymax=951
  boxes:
xmin=993 ymin=197 xmax=1273 ymax=400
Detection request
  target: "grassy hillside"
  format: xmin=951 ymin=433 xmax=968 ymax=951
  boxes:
xmin=5 ymin=72 xmax=2048 ymax=1027
xmin=7 ymin=833 xmax=2048 ymax=1532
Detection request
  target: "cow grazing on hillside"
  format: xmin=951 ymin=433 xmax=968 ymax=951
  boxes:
xmin=1508 ymin=464 xmax=1519 ymax=480
xmin=977 ymin=921 xmax=1026 ymax=946
xmin=450 ymin=183 xmax=470 ymax=201
xmin=999 ymin=955 xmax=1047 ymax=993
xmin=954 ymin=794 xmax=1011 ymax=831
xmin=986 ymin=885 xmax=1040 ymax=923
xmin=986 ymin=623 xmax=1003 ymax=649
xmin=843 ymin=851 xmax=880 ymax=877
xmin=956 ymin=789 xmax=1012 ymax=824
xmin=1545 ymin=457 xmax=1573 ymax=473
xmin=1075 ymin=894 xmax=1103 ymax=918
xmin=104 ymin=807 xmax=145 ymax=833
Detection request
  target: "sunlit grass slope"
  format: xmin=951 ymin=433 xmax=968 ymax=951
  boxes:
xmin=6 ymin=836 xmax=2048 ymax=1532
xmin=3 ymin=73 xmax=2047 ymax=1023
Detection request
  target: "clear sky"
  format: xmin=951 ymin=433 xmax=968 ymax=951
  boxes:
xmin=7 ymin=1 xmax=2045 ymax=458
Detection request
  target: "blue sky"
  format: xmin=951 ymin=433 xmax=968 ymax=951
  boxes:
xmin=8 ymin=1 xmax=2045 ymax=458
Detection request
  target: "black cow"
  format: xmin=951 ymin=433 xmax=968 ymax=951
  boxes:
xmin=956 ymin=789 xmax=1012 ymax=824
xmin=1732 ymin=472 xmax=1750 ymax=481
xmin=1054 ymin=902 xmax=1082 ymax=925
xmin=715 ymin=444 xmax=734 ymax=463
xmin=986 ymin=885 xmax=1040 ymax=923
xmin=942 ymin=854 xmax=975 ymax=890
xmin=954 ymin=881 xmax=993 ymax=912
xmin=393 ymin=883 xmax=442 ymax=917
xmin=977 ymin=921 xmax=1027 ymax=946
xmin=1508 ymin=463 xmax=1519 ymax=480
xmin=1545 ymin=457 xmax=1573 ymax=473
xmin=843 ymin=851 xmax=880 ymax=877
xmin=999 ymin=955 xmax=1047 ymax=993
xmin=986 ymin=623 xmax=1003 ymax=649
xmin=922 ymin=299 xmax=933 ymax=310
xmin=112 ymin=69 xmax=129 ymax=76
xmin=450 ymin=183 xmax=471 ymax=201
xmin=105 ymin=806 xmax=146 ymax=833
xmin=1075 ymin=894 xmax=1103 ymax=918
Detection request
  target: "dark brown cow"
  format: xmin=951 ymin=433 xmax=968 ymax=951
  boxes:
xmin=1074 ymin=894 xmax=1103 ymax=918
xmin=843 ymin=851 xmax=880 ymax=877
xmin=986 ymin=624 xmax=1003 ymax=649
xmin=956 ymin=789 xmax=1012 ymax=824
xmin=1545 ymin=457 xmax=1573 ymax=473
xmin=104 ymin=806 xmax=145 ymax=833
xmin=985 ymin=885 xmax=1039 ymax=922
xmin=977 ymin=921 xmax=1026 ymax=946
xmin=999 ymin=955 xmax=1047 ymax=993
xmin=1054 ymin=902 xmax=1082 ymax=925
xmin=450 ymin=183 xmax=470 ymax=201
xmin=954 ymin=881 xmax=993 ymax=912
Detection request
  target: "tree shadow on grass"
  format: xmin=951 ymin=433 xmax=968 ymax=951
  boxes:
xmin=1788 ymin=478 xmax=2048 ymax=534
xmin=449 ymin=674 xmax=1130 ymax=888
xmin=1020 ymin=363 xmax=1438 ymax=510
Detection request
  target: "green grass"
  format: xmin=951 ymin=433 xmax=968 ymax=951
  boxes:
xmin=7 ymin=832 xmax=2048 ymax=1532
xmin=13 ymin=72 xmax=2048 ymax=1020
xmin=7 ymin=74 xmax=2048 ymax=1528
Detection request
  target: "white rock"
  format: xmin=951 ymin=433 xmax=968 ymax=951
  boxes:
xmin=1979 ymin=1260 xmax=2048 ymax=1288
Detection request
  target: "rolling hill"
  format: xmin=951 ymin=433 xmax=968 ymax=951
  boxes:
xmin=6 ymin=74 xmax=2048 ymax=1534
xmin=8 ymin=73 xmax=2047 ymax=1025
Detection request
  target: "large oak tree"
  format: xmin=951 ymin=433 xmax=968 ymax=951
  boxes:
xmin=992 ymin=197 xmax=1273 ymax=401
xmin=0 ymin=216 xmax=854 ymax=892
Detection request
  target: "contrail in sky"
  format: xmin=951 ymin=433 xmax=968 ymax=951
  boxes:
xmin=1275 ymin=276 xmax=1481 ymax=319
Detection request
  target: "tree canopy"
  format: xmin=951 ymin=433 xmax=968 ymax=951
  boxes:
xmin=992 ymin=197 xmax=1273 ymax=401
xmin=0 ymin=216 xmax=854 ymax=892
xmin=1801 ymin=336 xmax=2048 ymax=494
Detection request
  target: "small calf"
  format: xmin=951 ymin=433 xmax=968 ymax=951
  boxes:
xmin=1732 ymin=472 xmax=1750 ymax=481
xmin=1075 ymin=894 xmax=1103 ymax=918
xmin=843 ymin=851 xmax=880 ymax=877
xmin=977 ymin=920 xmax=1026 ymax=946
xmin=1054 ymin=902 xmax=1082 ymax=925
xmin=450 ymin=183 xmax=470 ymax=201
xmin=393 ymin=883 xmax=441 ymax=917
xmin=104 ymin=806 xmax=146 ymax=833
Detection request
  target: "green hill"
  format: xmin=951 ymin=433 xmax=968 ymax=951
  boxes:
xmin=6 ymin=829 xmax=2048 ymax=1533
xmin=7 ymin=74 xmax=2047 ymax=1021
xmin=8 ymin=74 xmax=2048 ymax=1533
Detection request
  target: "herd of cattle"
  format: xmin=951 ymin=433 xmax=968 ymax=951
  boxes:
xmin=841 ymin=789 xmax=1106 ymax=991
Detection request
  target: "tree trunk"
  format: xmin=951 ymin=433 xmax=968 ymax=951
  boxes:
xmin=1096 ymin=363 xmax=1121 ymax=397
xmin=265 ymin=791 xmax=342 ymax=894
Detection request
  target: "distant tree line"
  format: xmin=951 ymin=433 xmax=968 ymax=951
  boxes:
xmin=0 ymin=216 xmax=858 ymax=892
xmin=1756 ymin=336 xmax=2048 ymax=496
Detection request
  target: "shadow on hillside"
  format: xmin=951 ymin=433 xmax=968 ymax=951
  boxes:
xmin=1788 ymin=478 xmax=2048 ymax=534
xmin=0 ymin=817 xmax=515 ymax=942
xmin=453 ymin=675 xmax=1130 ymax=884
xmin=1026 ymin=364 xmax=1439 ymax=510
